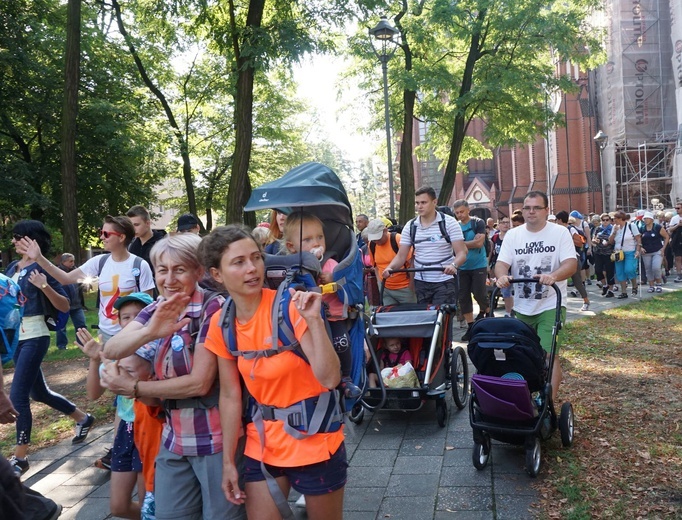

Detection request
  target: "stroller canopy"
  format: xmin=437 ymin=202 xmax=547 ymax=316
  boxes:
xmin=244 ymin=162 xmax=353 ymax=228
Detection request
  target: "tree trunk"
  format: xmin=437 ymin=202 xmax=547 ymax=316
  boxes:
xmin=61 ymin=0 xmax=81 ymax=262
xmin=399 ymin=89 xmax=416 ymax=225
xmin=438 ymin=9 xmax=486 ymax=206
xmin=111 ymin=0 xmax=197 ymax=216
xmin=225 ymin=0 xmax=264 ymax=227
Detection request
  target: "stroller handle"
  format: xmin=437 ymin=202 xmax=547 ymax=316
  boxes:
xmin=489 ymin=277 xmax=562 ymax=317
xmin=379 ymin=267 xmax=452 ymax=307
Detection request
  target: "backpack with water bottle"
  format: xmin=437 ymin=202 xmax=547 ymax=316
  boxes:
xmin=1 ymin=273 xmax=26 ymax=364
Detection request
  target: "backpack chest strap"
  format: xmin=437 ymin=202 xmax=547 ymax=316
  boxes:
xmin=231 ymin=342 xmax=301 ymax=360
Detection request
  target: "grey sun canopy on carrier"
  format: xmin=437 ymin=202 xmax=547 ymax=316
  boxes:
xmin=371 ymin=310 xmax=440 ymax=338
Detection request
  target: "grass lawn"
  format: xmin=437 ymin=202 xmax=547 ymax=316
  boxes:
xmin=536 ymin=291 xmax=682 ymax=519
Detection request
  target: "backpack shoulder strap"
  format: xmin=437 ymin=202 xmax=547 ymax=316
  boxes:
xmin=132 ymin=256 xmax=142 ymax=291
xmin=437 ymin=212 xmax=451 ymax=243
xmin=97 ymin=253 xmax=111 ymax=275
xmin=389 ymin=232 xmax=399 ymax=253
xmin=369 ymin=241 xmax=377 ymax=266
xmin=410 ymin=217 xmax=417 ymax=245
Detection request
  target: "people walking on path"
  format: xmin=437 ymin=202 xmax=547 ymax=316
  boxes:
xmin=453 ymin=199 xmax=489 ymax=341
xmin=639 ymin=211 xmax=669 ymax=293
xmin=17 ymin=215 xmax=155 ymax=345
xmin=101 ymin=233 xmax=246 ymax=520
xmin=201 ymin=225 xmax=345 ymax=520
xmin=55 ymin=253 xmax=87 ymax=350
xmin=383 ymin=186 xmax=467 ymax=305
xmin=591 ymin=214 xmax=616 ymax=298
xmin=608 ymin=210 xmax=642 ymax=299
xmin=8 ymin=220 xmax=95 ymax=478
xmin=494 ymin=192 xmax=577 ymax=402
xmin=556 ymin=211 xmax=591 ymax=312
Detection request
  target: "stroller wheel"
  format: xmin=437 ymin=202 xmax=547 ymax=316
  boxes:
xmin=472 ymin=434 xmax=491 ymax=470
xmin=559 ymin=402 xmax=574 ymax=447
xmin=525 ymin=437 xmax=541 ymax=477
xmin=451 ymin=346 xmax=469 ymax=410
xmin=436 ymin=398 xmax=447 ymax=427
xmin=349 ymin=403 xmax=364 ymax=425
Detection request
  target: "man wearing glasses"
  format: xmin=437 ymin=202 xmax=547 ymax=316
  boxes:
xmin=670 ymin=204 xmax=682 ymax=283
xmin=494 ymin=191 xmax=576 ymax=402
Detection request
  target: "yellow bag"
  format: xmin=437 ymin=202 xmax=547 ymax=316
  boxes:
xmin=610 ymin=250 xmax=625 ymax=262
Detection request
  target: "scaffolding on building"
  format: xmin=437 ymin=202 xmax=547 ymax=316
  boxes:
xmin=614 ymin=131 xmax=678 ymax=211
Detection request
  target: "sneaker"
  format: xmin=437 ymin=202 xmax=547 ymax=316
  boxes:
xmin=461 ymin=328 xmax=472 ymax=342
xmin=580 ymin=303 xmax=590 ymax=312
xmin=95 ymin=447 xmax=112 ymax=470
xmin=341 ymin=377 xmax=362 ymax=400
xmin=8 ymin=455 xmax=29 ymax=476
xmin=601 ymin=286 xmax=609 ymax=296
xmin=475 ymin=311 xmax=486 ymax=321
xmin=611 ymin=285 xmax=619 ymax=292
xmin=632 ymin=288 xmax=638 ymax=296
xmin=605 ymin=291 xmax=615 ymax=298
xmin=647 ymin=286 xmax=655 ymax=293
xmin=295 ymin=494 xmax=306 ymax=508
xmin=655 ymin=285 xmax=663 ymax=293
xmin=569 ymin=290 xmax=578 ymax=298
xmin=586 ymin=279 xmax=592 ymax=285
xmin=596 ymin=281 xmax=603 ymax=289
xmin=675 ymin=277 xmax=682 ymax=283
xmin=617 ymin=293 xmax=628 ymax=299
xmin=72 ymin=414 xmax=95 ymax=444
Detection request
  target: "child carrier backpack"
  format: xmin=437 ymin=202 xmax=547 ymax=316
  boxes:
xmin=219 ymin=252 xmax=344 ymax=520
xmin=0 ymin=273 xmax=25 ymax=364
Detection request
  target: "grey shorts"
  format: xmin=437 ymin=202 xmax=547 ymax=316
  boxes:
xmin=154 ymin=443 xmax=246 ymax=520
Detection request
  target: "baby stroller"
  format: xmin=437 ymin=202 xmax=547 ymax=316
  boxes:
xmin=354 ymin=267 xmax=469 ymax=427
xmin=244 ymin=162 xmax=366 ymax=408
xmin=467 ymin=279 xmax=574 ymax=477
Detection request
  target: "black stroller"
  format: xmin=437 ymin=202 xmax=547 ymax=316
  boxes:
xmin=467 ymin=279 xmax=574 ymax=477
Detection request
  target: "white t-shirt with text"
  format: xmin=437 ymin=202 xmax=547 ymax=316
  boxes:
xmin=497 ymin=223 xmax=576 ymax=316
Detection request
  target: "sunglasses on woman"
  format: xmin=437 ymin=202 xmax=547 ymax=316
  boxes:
xmin=99 ymin=229 xmax=124 ymax=239
xmin=12 ymin=233 xmax=25 ymax=241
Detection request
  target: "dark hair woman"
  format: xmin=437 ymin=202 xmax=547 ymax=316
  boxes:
xmin=608 ymin=211 xmax=642 ymax=298
xmin=6 ymin=220 xmax=93 ymax=477
xmin=200 ymin=225 xmax=346 ymax=520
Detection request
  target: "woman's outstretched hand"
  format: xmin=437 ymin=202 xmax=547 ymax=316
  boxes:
xmin=147 ymin=293 xmax=191 ymax=336
xmin=15 ymin=238 xmax=42 ymax=262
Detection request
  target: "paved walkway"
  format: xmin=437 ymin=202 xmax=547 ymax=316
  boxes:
xmin=21 ymin=280 xmax=679 ymax=519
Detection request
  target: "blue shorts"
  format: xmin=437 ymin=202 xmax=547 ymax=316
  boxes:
xmin=243 ymin=443 xmax=348 ymax=496
xmin=111 ymin=419 xmax=142 ymax=473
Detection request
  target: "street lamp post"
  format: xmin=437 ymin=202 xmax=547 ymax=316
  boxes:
xmin=369 ymin=16 xmax=400 ymax=220
xmin=594 ymin=130 xmax=608 ymax=212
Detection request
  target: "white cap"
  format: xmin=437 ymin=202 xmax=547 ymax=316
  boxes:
xmin=366 ymin=218 xmax=387 ymax=241
xmin=547 ymin=214 xmax=557 ymax=221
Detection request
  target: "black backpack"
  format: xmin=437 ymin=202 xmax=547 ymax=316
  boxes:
xmin=409 ymin=211 xmax=452 ymax=245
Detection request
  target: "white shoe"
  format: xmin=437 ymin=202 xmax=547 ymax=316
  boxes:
xmin=295 ymin=495 xmax=306 ymax=508
xmin=580 ymin=303 xmax=589 ymax=312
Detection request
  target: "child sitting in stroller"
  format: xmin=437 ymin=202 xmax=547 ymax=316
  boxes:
xmin=368 ymin=337 xmax=413 ymax=388
xmin=283 ymin=211 xmax=361 ymax=399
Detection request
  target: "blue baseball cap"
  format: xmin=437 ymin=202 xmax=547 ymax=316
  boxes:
xmin=569 ymin=210 xmax=583 ymax=220
xmin=114 ymin=292 xmax=154 ymax=311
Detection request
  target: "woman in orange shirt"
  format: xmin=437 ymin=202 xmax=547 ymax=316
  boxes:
xmin=201 ymin=225 xmax=346 ymax=520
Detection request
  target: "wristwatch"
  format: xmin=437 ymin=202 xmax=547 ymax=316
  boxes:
xmin=41 ymin=283 xmax=47 ymax=289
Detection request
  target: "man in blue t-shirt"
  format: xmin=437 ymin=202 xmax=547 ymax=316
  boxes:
xmin=453 ymin=200 xmax=489 ymax=341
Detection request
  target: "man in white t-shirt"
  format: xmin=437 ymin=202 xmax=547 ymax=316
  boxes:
xmin=383 ymin=186 xmax=467 ymax=305
xmin=495 ymin=191 xmax=577 ymax=403
xmin=669 ymin=203 xmax=682 ymax=282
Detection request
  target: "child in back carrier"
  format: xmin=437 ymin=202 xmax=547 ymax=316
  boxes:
xmin=284 ymin=212 xmax=361 ymax=399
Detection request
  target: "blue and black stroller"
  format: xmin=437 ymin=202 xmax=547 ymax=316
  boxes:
xmin=244 ymin=162 xmax=366 ymax=409
xmin=467 ymin=279 xmax=574 ymax=477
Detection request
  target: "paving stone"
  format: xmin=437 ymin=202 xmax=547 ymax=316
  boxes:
xmin=343 ymin=486 xmax=384 ymax=512
xmin=403 ymin=420 xmax=448 ymax=439
xmin=436 ymin=486 xmax=493 ymax=512
xmin=21 ymin=458 xmax=59 ymax=484
xmin=56 ymin=497 xmax=111 ymax=520
xmin=343 ymin=512 xmax=377 ymax=520
xmin=495 ymin=493 xmax=537 ymax=520
xmin=434 ymin=510 xmax=494 ymax=520
xmin=29 ymin=472 xmax=73 ymax=495
xmin=386 ymin=473 xmax=440 ymax=497
xmin=41 ymin=456 xmax=95 ymax=474
xmin=89 ymin=479 xmax=111 ymax=498
xmin=362 ymin=419 xmax=408 ymax=435
xmin=28 ymin=444 xmax=86 ymax=461
xmin=493 ymin=472 xmax=537 ymax=495
xmin=356 ymin=432 xmax=403 ymax=450
xmin=442 ymin=448 xmax=474 ymax=467
xmin=445 ymin=429 xmax=475 ymax=448
xmin=346 ymin=465 xmax=392 ymax=488
xmin=378 ymin=495 xmax=436 ymax=520
xmin=350 ymin=448 xmax=398 ymax=467
xmin=43 ymin=484 xmax=100 ymax=507
xmin=399 ymin=436 xmax=446 ymax=456
xmin=440 ymin=464 xmax=491 ymax=487
xmin=64 ymin=466 xmax=111 ymax=487
xmin=393 ymin=455 xmax=442 ymax=475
